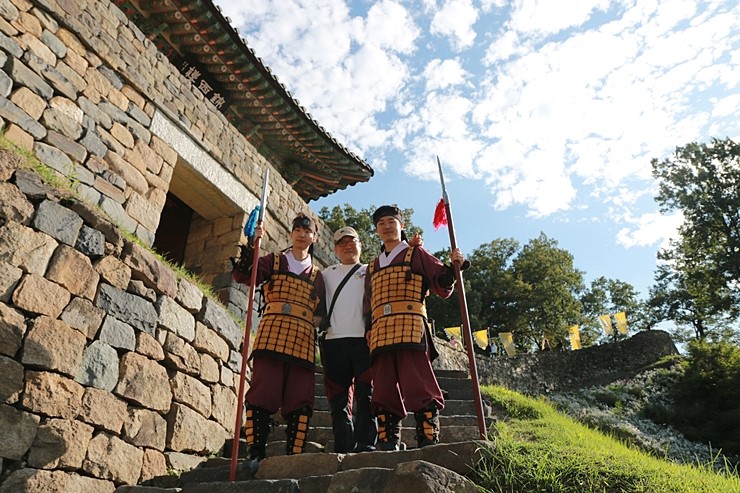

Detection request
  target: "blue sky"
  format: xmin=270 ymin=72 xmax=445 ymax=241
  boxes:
xmin=213 ymin=0 xmax=739 ymax=298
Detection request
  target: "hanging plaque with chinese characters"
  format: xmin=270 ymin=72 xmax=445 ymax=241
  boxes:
xmin=172 ymin=53 xmax=231 ymax=113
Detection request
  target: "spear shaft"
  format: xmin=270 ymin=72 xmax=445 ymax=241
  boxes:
xmin=230 ymin=169 xmax=270 ymax=481
xmin=437 ymin=157 xmax=487 ymax=439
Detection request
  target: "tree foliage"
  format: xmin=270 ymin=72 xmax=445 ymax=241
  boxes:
xmin=670 ymin=340 xmax=740 ymax=456
xmin=321 ymin=206 xmax=644 ymax=352
xmin=510 ymin=233 xmax=585 ymax=351
xmin=318 ymin=204 xmax=419 ymax=264
xmin=649 ymin=137 xmax=740 ymax=340
xmin=431 ymin=234 xmax=586 ymax=352
xmin=580 ymin=277 xmax=644 ymax=345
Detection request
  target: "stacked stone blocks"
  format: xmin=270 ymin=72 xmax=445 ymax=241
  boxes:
xmin=0 ymin=0 xmax=332 ymax=295
xmin=0 ymin=155 xmax=244 ymax=491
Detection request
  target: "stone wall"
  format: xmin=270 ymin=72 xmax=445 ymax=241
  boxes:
xmin=0 ymin=0 xmax=336 ymax=325
xmin=0 ymin=154 xmax=244 ymax=491
xmin=474 ymin=330 xmax=679 ymax=395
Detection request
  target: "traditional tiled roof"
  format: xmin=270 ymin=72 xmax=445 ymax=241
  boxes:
xmin=114 ymin=0 xmax=373 ymax=201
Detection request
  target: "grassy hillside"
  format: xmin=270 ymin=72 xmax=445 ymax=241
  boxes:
xmin=473 ymin=385 xmax=740 ymax=492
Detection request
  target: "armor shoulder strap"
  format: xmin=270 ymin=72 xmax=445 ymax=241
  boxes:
xmin=308 ymin=264 xmax=319 ymax=283
xmin=272 ymin=252 xmax=281 ymax=272
xmin=404 ymin=246 xmax=416 ymax=263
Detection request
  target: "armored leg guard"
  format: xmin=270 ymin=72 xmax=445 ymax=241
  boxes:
xmin=244 ymin=405 xmax=271 ymax=461
xmin=376 ymin=411 xmax=402 ymax=451
xmin=414 ymin=405 xmax=440 ymax=448
xmin=285 ymin=406 xmax=312 ymax=455
xmin=330 ymin=395 xmax=354 ymax=453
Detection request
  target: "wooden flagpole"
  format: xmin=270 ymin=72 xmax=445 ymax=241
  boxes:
xmin=437 ymin=156 xmax=487 ymax=439
xmin=229 ymin=169 xmax=269 ymax=481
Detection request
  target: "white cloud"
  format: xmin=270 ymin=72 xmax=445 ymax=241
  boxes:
xmin=359 ymin=0 xmax=420 ymax=54
xmin=429 ymin=0 xmax=479 ymax=51
xmin=508 ymin=0 xmax=612 ymax=37
xmin=212 ymin=0 xmax=738 ymax=256
xmin=616 ymin=211 xmax=683 ymax=248
xmin=423 ymin=59 xmax=469 ymax=91
xmin=468 ymin=0 xmax=739 ymax=221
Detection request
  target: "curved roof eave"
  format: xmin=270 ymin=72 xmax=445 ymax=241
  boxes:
xmin=117 ymin=0 xmax=374 ymax=201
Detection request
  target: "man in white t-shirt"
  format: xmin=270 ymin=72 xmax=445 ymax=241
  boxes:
xmin=319 ymin=226 xmax=376 ymax=453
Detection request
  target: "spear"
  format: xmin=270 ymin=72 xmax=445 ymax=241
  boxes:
xmin=230 ymin=168 xmax=270 ymax=481
xmin=434 ymin=156 xmax=487 ymax=439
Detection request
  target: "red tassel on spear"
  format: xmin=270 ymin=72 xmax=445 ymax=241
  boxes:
xmin=435 ymin=156 xmax=487 ymax=439
xmin=433 ymin=198 xmax=447 ymax=230
xmin=230 ymin=169 xmax=270 ymax=481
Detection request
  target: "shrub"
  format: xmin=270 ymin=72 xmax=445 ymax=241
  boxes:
xmin=670 ymin=340 xmax=740 ymax=458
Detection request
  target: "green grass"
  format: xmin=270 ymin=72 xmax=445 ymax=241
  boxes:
xmin=473 ymin=385 xmax=740 ymax=493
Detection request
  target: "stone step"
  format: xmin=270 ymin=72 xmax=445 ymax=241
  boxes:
xmin=314 ymin=368 xmax=471 ymax=384
xmin=312 ymin=394 xmax=477 ymax=413
xmin=181 ymin=441 xmax=489 ymax=487
xmin=436 ymin=376 xmax=477 ymax=392
xmin=313 ymin=369 xmax=478 ymax=404
xmin=311 ymin=409 xmax=479 ymax=428
xmin=433 ymin=369 xmax=470 ymax=379
xmin=313 ymin=384 xmax=474 ymax=402
xmin=265 ymin=400 xmax=476 ymax=433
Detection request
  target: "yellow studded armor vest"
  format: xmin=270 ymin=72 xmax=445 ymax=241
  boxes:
xmin=252 ymin=254 xmax=319 ymax=368
xmin=368 ymin=247 xmax=428 ymax=356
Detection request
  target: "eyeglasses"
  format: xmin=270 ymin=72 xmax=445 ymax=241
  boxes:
xmin=335 ymin=238 xmax=359 ymax=247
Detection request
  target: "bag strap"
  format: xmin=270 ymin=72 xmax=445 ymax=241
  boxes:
xmin=325 ymin=263 xmax=362 ymax=327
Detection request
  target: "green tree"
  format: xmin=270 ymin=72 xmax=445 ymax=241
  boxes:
xmin=459 ymin=239 xmax=520 ymax=346
xmin=670 ymin=340 xmax=740 ymax=456
xmin=649 ymin=260 xmax=736 ymax=343
xmin=580 ymin=277 xmax=643 ymax=345
xmin=650 ymin=137 xmax=740 ymax=340
xmin=510 ymin=233 xmax=585 ymax=351
xmin=426 ymin=247 xmax=484 ymax=344
xmin=318 ymin=204 xmax=420 ymax=264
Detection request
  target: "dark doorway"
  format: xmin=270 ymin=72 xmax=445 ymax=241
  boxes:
xmin=153 ymin=193 xmax=193 ymax=266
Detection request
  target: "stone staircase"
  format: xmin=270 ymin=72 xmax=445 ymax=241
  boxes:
xmin=116 ymin=368 xmax=491 ymax=492
xmin=294 ymin=368 xmax=484 ymax=453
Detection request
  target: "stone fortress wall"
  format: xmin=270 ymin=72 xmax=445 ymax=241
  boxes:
xmin=0 ymin=0 xmax=338 ymax=490
xmin=1 ymin=154 xmax=244 ymax=491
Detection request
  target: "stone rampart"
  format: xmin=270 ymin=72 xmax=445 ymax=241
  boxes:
xmin=474 ymin=330 xmax=679 ymax=395
xmin=0 ymin=154 xmax=243 ymax=491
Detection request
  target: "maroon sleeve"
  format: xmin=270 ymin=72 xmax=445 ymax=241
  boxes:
xmin=411 ymin=247 xmax=455 ymax=299
xmin=231 ymin=252 xmax=274 ymax=286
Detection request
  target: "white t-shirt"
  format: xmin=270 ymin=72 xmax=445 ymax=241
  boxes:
xmin=323 ymin=263 xmax=367 ymax=339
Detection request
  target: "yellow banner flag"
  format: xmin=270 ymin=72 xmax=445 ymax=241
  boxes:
xmin=598 ymin=314 xmax=614 ymax=335
xmin=444 ymin=326 xmax=461 ymax=340
xmin=498 ymin=332 xmax=516 ymax=357
xmin=568 ymin=325 xmax=582 ymax=350
xmin=614 ymin=311 xmax=628 ymax=334
xmin=473 ymin=329 xmax=488 ymax=349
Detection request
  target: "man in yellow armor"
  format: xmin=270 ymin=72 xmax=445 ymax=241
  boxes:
xmin=364 ymin=205 xmax=467 ymax=450
xmin=232 ymin=214 xmax=325 ymax=460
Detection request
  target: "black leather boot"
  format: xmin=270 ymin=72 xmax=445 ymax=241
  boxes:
xmin=285 ymin=406 xmax=312 ymax=455
xmin=244 ymin=405 xmax=271 ymax=461
xmin=376 ymin=411 xmax=402 ymax=451
xmin=330 ymin=395 xmax=354 ymax=453
xmin=414 ymin=405 xmax=440 ymax=448
xmin=352 ymin=381 xmax=376 ymax=452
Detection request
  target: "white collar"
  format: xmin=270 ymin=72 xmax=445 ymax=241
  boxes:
xmin=285 ymin=250 xmax=312 ymax=275
xmin=379 ymin=241 xmax=409 ymax=268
